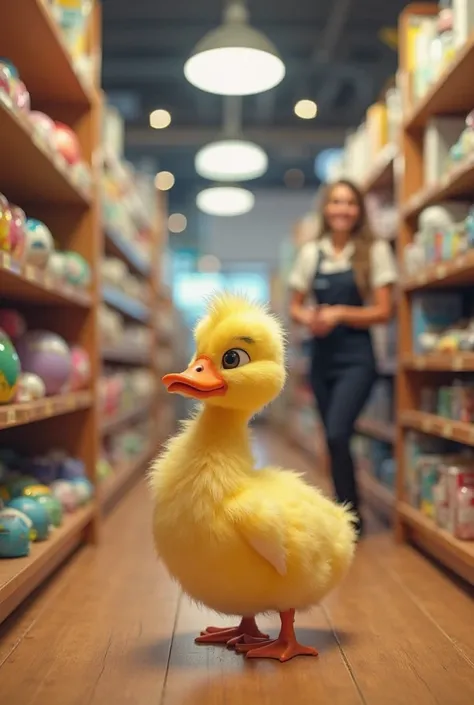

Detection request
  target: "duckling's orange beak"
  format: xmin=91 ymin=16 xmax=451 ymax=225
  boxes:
xmin=162 ymin=356 xmax=227 ymax=399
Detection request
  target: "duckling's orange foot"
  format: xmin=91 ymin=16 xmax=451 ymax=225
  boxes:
xmin=236 ymin=609 xmax=319 ymax=662
xmin=243 ymin=638 xmax=319 ymax=662
xmin=195 ymin=617 xmax=269 ymax=645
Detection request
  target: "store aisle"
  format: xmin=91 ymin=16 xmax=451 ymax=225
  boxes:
xmin=0 ymin=430 xmax=473 ymax=705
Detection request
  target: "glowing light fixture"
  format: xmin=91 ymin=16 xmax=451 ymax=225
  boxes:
xmin=168 ymin=213 xmax=187 ymax=233
xmin=196 ymin=185 xmax=255 ymax=217
xmin=155 ymin=171 xmax=175 ymax=191
xmin=294 ymin=99 xmax=318 ymax=120
xmin=195 ymin=139 xmax=268 ymax=181
xmin=184 ymin=2 xmax=285 ymax=96
xmin=149 ymin=109 xmax=171 ymax=129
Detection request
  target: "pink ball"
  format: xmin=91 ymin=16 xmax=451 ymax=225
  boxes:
xmin=12 ymin=80 xmax=30 ymax=114
xmin=0 ymin=310 xmax=26 ymax=339
xmin=9 ymin=205 xmax=26 ymax=260
xmin=15 ymin=331 xmax=72 ymax=396
xmin=54 ymin=122 xmax=81 ymax=165
xmin=29 ymin=112 xmax=56 ymax=150
xmin=0 ymin=65 xmax=12 ymax=100
xmin=69 ymin=346 xmax=91 ymax=391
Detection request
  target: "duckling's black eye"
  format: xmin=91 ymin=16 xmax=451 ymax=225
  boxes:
xmin=222 ymin=348 xmax=251 ymax=369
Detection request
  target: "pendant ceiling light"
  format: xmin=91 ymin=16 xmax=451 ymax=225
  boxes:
xmin=195 ymin=139 xmax=268 ymax=181
xmin=184 ymin=1 xmax=285 ymax=96
xmin=196 ymin=185 xmax=255 ymax=217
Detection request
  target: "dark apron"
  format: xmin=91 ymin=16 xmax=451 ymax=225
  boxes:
xmin=311 ymin=251 xmax=376 ymax=372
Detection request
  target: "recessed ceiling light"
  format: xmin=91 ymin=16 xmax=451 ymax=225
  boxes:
xmin=168 ymin=213 xmax=187 ymax=233
xmin=195 ymin=139 xmax=268 ymax=181
xmin=155 ymin=171 xmax=175 ymax=191
xmin=284 ymin=168 xmax=305 ymax=188
xmin=149 ymin=109 xmax=171 ymax=129
xmin=196 ymin=186 xmax=255 ymax=217
xmin=294 ymin=99 xmax=318 ymax=120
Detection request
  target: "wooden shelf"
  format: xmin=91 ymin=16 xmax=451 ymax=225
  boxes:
xmin=0 ymin=0 xmax=94 ymax=107
xmin=0 ymin=503 xmax=95 ymax=624
xmin=0 ymin=100 xmax=90 ymax=205
xmin=0 ymin=391 xmax=93 ymax=431
xmin=361 ymin=143 xmax=397 ymax=193
xmin=104 ymin=229 xmax=151 ymax=278
xmin=101 ymin=399 xmax=154 ymax=435
xmin=359 ymin=467 xmax=395 ymax=521
xmin=356 ymin=418 xmax=395 ymax=444
xmin=102 ymin=346 xmax=150 ymax=366
xmin=398 ymin=502 xmax=474 ymax=586
xmin=404 ymin=33 xmax=474 ymax=131
xmin=102 ymin=285 xmax=150 ymax=324
xmin=402 ymin=353 xmax=474 ymax=372
xmin=402 ymin=251 xmax=474 ymax=292
xmin=401 ymin=410 xmax=474 ymax=446
xmin=100 ymin=444 xmax=156 ymax=512
xmin=403 ymin=155 xmax=474 ymax=221
xmin=0 ymin=253 xmax=92 ymax=307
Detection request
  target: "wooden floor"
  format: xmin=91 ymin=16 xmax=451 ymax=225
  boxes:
xmin=1 ymin=429 xmax=474 ymax=704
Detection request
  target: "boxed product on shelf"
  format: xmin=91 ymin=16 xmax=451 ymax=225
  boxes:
xmin=434 ymin=464 xmax=474 ymax=539
xmin=412 ymin=292 xmax=464 ymax=354
xmin=421 ymin=378 xmax=474 ymax=421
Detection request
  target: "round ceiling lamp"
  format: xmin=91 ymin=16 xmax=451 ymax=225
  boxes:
xmin=294 ymin=99 xmax=318 ymax=120
xmin=184 ymin=2 xmax=285 ymax=96
xmin=196 ymin=186 xmax=255 ymax=217
xmin=195 ymin=139 xmax=268 ymax=181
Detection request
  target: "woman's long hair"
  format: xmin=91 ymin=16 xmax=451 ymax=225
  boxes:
xmin=316 ymin=179 xmax=374 ymax=301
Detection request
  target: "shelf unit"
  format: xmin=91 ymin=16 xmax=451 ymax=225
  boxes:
xmin=396 ymin=3 xmax=474 ymax=585
xmin=0 ymin=1 xmax=102 ymax=623
xmin=98 ymin=183 xmax=169 ymax=513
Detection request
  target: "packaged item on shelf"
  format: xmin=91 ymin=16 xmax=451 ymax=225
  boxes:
xmin=434 ymin=464 xmax=474 ymax=539
xmin=422 ymin=378 xmax=474 ymax=421
xmin=412 ymin=292 xmax=464 ymax=354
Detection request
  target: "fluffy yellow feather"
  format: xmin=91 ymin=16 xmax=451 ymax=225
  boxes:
xmin=149 ymin=293 xmax=357 ymax=661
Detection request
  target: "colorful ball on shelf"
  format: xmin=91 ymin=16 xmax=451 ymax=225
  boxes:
xmin=0 ymin=330 xmax=20 ymax=404
xmin=0 ymin=510 xmax=31 ymax=558
xmin=64 ymin=251 xmax=90 ymax=288
xmin=0 ymin=309 xmax=26 ymax=339
xmin=46 ymin=251 xmax=67 ymax=283
xmin=9 ymin=205 xmax=26 ymax=260
xmin=7 ymin=497 xmax=50 ymax=541
xmin=27 ymin=456 xmax=59 ymax=485
xmin=29 ymin=111 xmax=56 ymax=151
xmin=71 ymin=477 xmax=93 ymax=505
xmin=69 ymin=346 xmax=90 ymax=391
xmin=12 ymin=79 xmax=30 ymax=114
xmin=53 ymin=122 xmax=81 ymax=165
xmin=0 ymin=63 xmax=12 ymax=101
xmin=15 ymin=330 xmax=72 ymax=396
xmin=0 ymin=193 xmax=12 ymax=253
xmin=35 ymin=494 xmax=63 ymax=527
xmin=22 ymin=484 xmax=51 ymax=499
xmin=15 ymin=372 xmax=46 ymax=403
xmin=24 ymin=218 xmax=54 ymax=268
xmin=51 ymin=480 xmax=79 ymax=512
xmin=59 ymin=457 xmax=86 ymax=481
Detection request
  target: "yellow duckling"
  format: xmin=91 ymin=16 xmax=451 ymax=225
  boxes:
xmin=150 ymin=294 xmax=356 ymax=662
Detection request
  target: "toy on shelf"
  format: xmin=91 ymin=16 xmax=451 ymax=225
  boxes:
xmin=0 ymin=59 xmax=30 ymax=115
xmin=15 ymin=330 xmax=72 ymax=396
xmin=63 ymin=251 xmax=91 ymax=289
xmin=24 ymin=218 xmax=54 ymax=268
xmin=101 ymin=257 xmax=149 ymax=304
xmin=0 ymin=330 xmax=20 ymax=404
xmin=0 ymin=309 xmax=26 ymax=340
xmin=29 ymin=111 xmax=57 ymax=152
xmin=68 ymin=346 xmax=91 ymax=392
xmin=7 ymin=497 xmax=50 ymax=541
xmin=99 ymin=367 xmax=156 ymax=421
xmin=9 ymin=205 xmax=26 ymax=260
xmin=53 ymin=121 xmax=81 ymax=166
xmin=15 ymin=373 xmax=47 ymax=403
xmin=0 ymin=509 xmax=31 ymax=558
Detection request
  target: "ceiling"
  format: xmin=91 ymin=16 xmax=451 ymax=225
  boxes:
xmin=101 ymin=0 xmax=414 ymax=206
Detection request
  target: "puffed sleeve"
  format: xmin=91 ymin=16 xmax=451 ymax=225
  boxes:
xmin=370 ymin=239 xmax=398 ymax=288
xmin=288 ymin=242 xmax=318 ymax=294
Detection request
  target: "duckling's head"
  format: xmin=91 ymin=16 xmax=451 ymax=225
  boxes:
xmin=162 ymin=293 xmax=286 ymax=413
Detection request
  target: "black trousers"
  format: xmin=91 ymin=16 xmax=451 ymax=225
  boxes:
xmin=310 ymin=361 xmax=376 ymax=514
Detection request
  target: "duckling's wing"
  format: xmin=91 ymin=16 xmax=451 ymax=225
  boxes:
xmin=227 ymin=495 xmax=287 ymax=576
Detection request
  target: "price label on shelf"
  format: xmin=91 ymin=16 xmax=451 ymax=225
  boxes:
xmin=45 ymin=401 xmax=53 ymax=416
xmin=436 ymin=265 xmax=447 ymax=280
xmin=6 ymin=408 xmax=16 ymax=425
xmin=2 ymin=253 xmax=11 ymax=270
xmin=25 ymin=265 xmax=36 ymax=281
xmin=44 ymin=274 xmax=53 ymax=289
xmin=66 ymin=395 xmax=75 ymax=410
xmin=415 ymin=357 xmax=426 ymax=370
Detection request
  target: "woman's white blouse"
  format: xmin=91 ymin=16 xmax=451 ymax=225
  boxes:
xmin=288 ymin=236 xmax=398 ymax=295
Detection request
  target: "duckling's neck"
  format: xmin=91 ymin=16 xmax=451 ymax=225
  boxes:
xmin=195 ymin=405 xmax=252 ymax=454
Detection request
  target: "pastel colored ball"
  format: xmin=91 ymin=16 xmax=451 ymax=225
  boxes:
xmin=0 ymin=511 xmax=30 ymax=557
xmin=69 ymin=346 xmax=90 ymax=391
xmin=8 ymin=497 xmax=50 ymax=541
xmin=9 ymin=205 xmax=26 ymax=260
xmin=0 ymin=330 xmax=20 ymax=404
xmin=15 ymin=331 xmax=72 ymax=396
xmin=0 ymin=193 xmax=12 ymax=253
xmin=64 ymin=251 xmax=91 ymax=288
xmin=0 ymin=309 xmax=26 ymax=339
xmin=25 ymin=219 xmax=54 ymax=268
xmin=54 ymin=122 xmax=81 ymax=165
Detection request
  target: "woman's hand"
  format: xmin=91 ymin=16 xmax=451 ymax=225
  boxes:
xmin=310 ymin=305 xmax=343 ymax=337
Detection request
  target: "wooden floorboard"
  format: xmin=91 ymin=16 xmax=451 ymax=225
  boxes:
xmin=0 ymin=427 xmax=473 ymax=704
